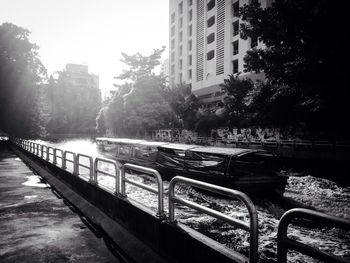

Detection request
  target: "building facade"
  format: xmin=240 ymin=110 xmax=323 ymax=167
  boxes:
xmin=169 ymin=0 xmax=269 ymax=108
xmin=65 ymin=63 xmax=99 ymax=90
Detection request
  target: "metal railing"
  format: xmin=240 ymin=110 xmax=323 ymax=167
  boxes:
xmin=121 ymin=163 xmax=165 ymax=218
xmin=76 ymin=153 xmax=94 ymax=183
xmin=41 ymin=144 xmax=47 ymax=159
xmin=277 ymin=208 xmax=350 ymax=263
xmin=53 ymin=148 xmax=63 ymax=166
xmin=93 ymin=157 xmax=121 ymax=194
xmin=46 ymin=146 xmax=54 ymax=162
xmin=168 ymin=176 xmax=258 ymax=263
xmin=62 ymin=150 xmax=76 ymax=171
xmin=13 ymin=138 xmax=349 ymax=263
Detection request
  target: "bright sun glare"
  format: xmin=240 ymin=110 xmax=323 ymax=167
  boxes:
xmin=0 ymin=0 xmax=169 ymax=97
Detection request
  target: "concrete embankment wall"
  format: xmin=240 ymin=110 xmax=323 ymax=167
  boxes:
xmin=10 ymin=143 xmax=243 ymax=263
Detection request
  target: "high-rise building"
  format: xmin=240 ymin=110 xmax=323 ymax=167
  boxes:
xmin=65 ymin=63 xmax=99 ymax=90
xmin=169 ymin=0 xmax=269 ymax=108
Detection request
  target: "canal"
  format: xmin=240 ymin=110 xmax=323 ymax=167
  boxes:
xmin=34 ymin=138 xmax=350 ymax=262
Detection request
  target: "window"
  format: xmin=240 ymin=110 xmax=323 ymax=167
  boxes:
xmin=171 ymin=64 xmax=175 ymax=74
xmin=232 ymin=59 xmax=239 ymax=73
xmin=171 ymin=26 xmax=175 ymax=37
xmin=178 ymin=1 xmax=183 ymax=14
xmin=188 ymin=25 xmax=192 ymax=36
xmin=188 ymin=40 xmax=192 ymax=51
xmin=207 ymin=50 xmax=214 ymax=60
xmin=171 ymin=52 xmax=175 ymax=62
xmin=207 ymin=0 xmax=215 ymax=11
xmin=233 ymin=40 xmax=239 ymax=55
xmin=179 ymin=59 xmax=183 ymax=70
xmin=171 ymin=77 xmax=175 ymax=85
xmin=188 ymin=69 xmax=192 ymax=79
xmin=171 ymin=13 xmax=175 ymax=24
xmin=179 ymin=73 xmax=183 ymax=83
xmin=188 ymin=0 xmax=192 ymax=6
xmin=189 ymin=54 xmax=192 ymax=66
xmin=232 ymin=1 xmax=239 ymax=17
xmin=207 ymin=33 xmax=215 ymax=44
xmin=179 ymin=17 xmax=183 ymax=28
xmin=188 ymin=9 xmax=192 ymax=21
xmin=251 ymin=36 xmax=258 ymax=48
xmin=207 ymin=16 xmax=215 ymax=27
xmin=179 ymin=31 xmax=183 ymax=42
xmin=179 ymin=45 xmax=183 ymax=56
xmin=171 ymin=39 xmax=175 ymax=49
xmin=233 ymin=21 xmax=239 ymax=36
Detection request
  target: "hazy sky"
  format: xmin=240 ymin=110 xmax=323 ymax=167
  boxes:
xmin=0 ymin=0 xmax=169 ymax=97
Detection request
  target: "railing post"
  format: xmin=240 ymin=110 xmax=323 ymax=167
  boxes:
xmin=46 ymin=147 xmax=51 ymax=161
xmin=121 ymin=163 xmax=165 ymax=218
xmin=88 ymin=157 xmax=94 ymax=183
xmin=73 ymin=156 xmax=79 ymax=175
xmin=115 ymin=166 xmax=120 ymax=195
xmin=93 ymin=158 xmax=99 ymax=184
xmin=36 ymin=144 xmax=40 ymax=155
xmin=53 ymin=148 xmax=57 ymax=165
xmin=121 ymin=165 xmax=126 ymax=197
xmin=40 ymin=145 xmax=45 ymax=158
xmin=169 ymin=176 xmax=258 ymax=263
xmin=62 ymin=151 xmax=67 ymax=169
xmin=277 ymin=208 xmax=350 ymax=263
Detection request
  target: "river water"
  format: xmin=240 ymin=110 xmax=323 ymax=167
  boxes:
xmin=34 ymin=138 xmax=350 ymax=262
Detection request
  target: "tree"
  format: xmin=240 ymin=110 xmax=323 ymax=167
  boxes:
xmin=123 ymin=75 xmax=175 ymax=136
xmin=0 ymin=22 xmax=47 ymax=137
xmin=100 ymin=47 xmax=174 ymax=136
xmin=220 ymin=74 xmax=254 ymax=127
xmin=164 ymin=84 xmax=200 ymax=130
xmin=116 ymin=46 xmax=166 ymax=81
xmin=240 ymin=0 xmax=349 ymax=135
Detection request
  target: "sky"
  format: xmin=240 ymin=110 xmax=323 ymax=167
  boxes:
xmin=0 ymin=0 xmax=169 ymax=98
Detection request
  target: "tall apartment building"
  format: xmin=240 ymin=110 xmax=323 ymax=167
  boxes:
xmin=169 ymin=0 xmax=269 ymax=108
xmin=65 ymin=63 xmax=99 ymax=90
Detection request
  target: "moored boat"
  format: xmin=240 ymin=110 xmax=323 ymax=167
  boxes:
xmin=96 ymin=137 xmax=288 ymax=196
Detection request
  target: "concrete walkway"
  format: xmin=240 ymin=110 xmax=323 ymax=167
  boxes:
xmin=0 ymin=146 xmax=120 ymax=263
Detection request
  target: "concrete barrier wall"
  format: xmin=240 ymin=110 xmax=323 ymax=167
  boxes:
xmin=11 ymin=144 xmax=244 ymax=263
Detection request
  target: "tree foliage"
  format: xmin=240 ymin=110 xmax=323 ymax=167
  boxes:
xmin=240 ymin=0 xmax=349 ymax=133
xmin=116 ymin=46 xmax=166 ymax=81
xmin=0 ymin=22 xmax=47 ymax=137
xmin=220 ymin=74 xmax=254 ymax=127
xmin=47 ymin=71 xmax=101 ymax=135
xmin=164 ymin=84 xmax=200 ymax=130
xmin=99 ymin=47 xmax=177 ymax=136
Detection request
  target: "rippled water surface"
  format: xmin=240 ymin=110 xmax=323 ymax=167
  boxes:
xmin=35 ymin=139 xmax=350 ymax=262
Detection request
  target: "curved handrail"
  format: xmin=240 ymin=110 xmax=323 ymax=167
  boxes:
xmin=277 ymin=208 xmax=350 ymax=263
xmin=168 ymin=176 xmax=258 ymax=263
xmin=94 ymin=157 xmax=121 ymax=194
xmin=76 ymin=153 xmax=94 ymax=182
xmin=121 ymin=163 xmax=165 ymax=218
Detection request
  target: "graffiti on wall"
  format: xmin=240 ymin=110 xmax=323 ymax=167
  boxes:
xmin=151 ymin=127 xmax=301 ymax=143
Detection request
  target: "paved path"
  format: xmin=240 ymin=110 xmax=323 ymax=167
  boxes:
xmin=0 ymin=147 xmax=120 ymax=263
